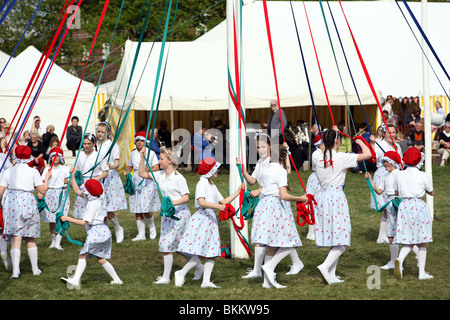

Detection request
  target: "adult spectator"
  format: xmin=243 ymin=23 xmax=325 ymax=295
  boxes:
xmin=158 ymin=120 xmax=171 ymax=148
xmin=42 ymin=124 xmax=58 ymax=150
xmin=151 ymin=128 xmax=161 ymax=160
xmin=437 ymin=121 xmax=450 ymax=166
xmin=266 ymin=99 xmax=287 ymax=143
xmin=337 ymin=123 xmax=352 ymax=153
xmin=26 ymin=132 xmax=46 ymax=173
xmin=0 ymin=118 xmax=6 ymax=139
xmin=403 ymin=105 xmax=421 ymax=127
xmin=192 ymin=123 xmax=215 ymax=172
xmin=409 ymin=120 xmax=425 ymax=152
xmin=66 ymin=116 xmax=82 ymax=156
xmin=29 ymin=115 xmax=45 ymax=140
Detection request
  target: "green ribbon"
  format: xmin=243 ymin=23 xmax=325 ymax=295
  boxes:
xmin=239 ymin=190 xmax=259 ymax=220
xmin=35 ymin=196 xmax=50 ymax=213
xmin=55 ymin=211 xmax=83 ymax=246
xmin=74 ymin=170 xmax=84 ymax=186
xmin=377 ymin=197 xmax=402 ymax=215
xmin=160 ymin=196 xmax=180 ymax=221
xmin=124 ymin=172 xmax=135 ymax=195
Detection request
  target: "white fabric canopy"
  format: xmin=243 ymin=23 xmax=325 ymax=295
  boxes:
xmin=0 ymin=46 xmax=96 ymax=144
xmin=111 ymin=0 xmax=450 ymax=112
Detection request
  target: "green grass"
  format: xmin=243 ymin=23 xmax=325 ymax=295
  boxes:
xmin=1 ymin=165 xmax=449 ymax=301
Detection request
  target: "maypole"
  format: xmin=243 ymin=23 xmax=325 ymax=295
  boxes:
xmin=226 ymin=0 xmax=249 ymax=259
xmin=421 ymin=0 xmax=433 ymax=218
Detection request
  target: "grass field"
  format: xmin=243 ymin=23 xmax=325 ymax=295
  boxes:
xmin=0 ymin=165 xmax=448 ymax=303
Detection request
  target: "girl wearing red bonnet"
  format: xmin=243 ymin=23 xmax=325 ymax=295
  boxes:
xmin=0 ymin=145 xmax=52 ymax=279
xmin=175 ymin=157 xmax=244 ymax=288
xmin=393 ymin=147 xmax=434 ymax=280
xmin=59 ymin=172 xmax=122 ymax=289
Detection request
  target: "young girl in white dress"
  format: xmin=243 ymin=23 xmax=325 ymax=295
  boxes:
xmin=73 ymin=133 xmax=109 ymax=219
xmin=138 ymin=146 xmax=201 ymax=284
xmin=96 ymin=122 xmax=126 ymax=243
xmin=313 ymin=128 xmax=375 ymax=285
xmin=175 ymin=157 xmax=244 ymax=288
xmin=0 ymin=145 xmax=13 ymax=272
xmin=372 ymin=124 xmax=403 ymax=244
xmin=366 ymin=151 xmax=401 ymax=270
xmin=239 ymin=134 xmax=305 ymax=284
xmin=255 ymin=144 xmax=308 ymax=289
xmin=60 ymin=173 xmax=122 ymax=289
xmin=0 ymin=145 xmax=52 ymax=278
xmin=393 ymin=147 xmax=434 ymax=280
xmin=126 ymin=131 xmax=161 ymax=241
xmin=40 ymin=147 xmax=70 ymax=250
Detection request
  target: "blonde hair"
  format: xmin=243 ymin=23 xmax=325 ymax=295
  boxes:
xmin=160 ymin=147 xmax=179 ymax=172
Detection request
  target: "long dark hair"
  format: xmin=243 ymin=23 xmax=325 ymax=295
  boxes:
xmin=322 ymin=129 xmax=338 ymax=168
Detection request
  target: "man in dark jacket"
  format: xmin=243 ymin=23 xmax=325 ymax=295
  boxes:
xmin=66 ymin=116 xmax=82 ymax=156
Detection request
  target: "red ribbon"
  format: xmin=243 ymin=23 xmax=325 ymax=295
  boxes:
xmin=354 ymin=135 xmax=377 ymax=163
xmin=219 ymin=204 xmax=251 ymax=256
xmin=296 ymin=194 xmax=317 ymax=227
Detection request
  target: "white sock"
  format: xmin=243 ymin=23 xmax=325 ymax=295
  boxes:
xmin=162 ymin=254 xmax=173 ymax=280
xmin=71 ymin=258 xmax=87 ymax=284
xmin=55 ymin=234 xmax=63 ymax=247
xmin=145 ymin=216 xmax=155 ymax=227
xmin=10 ymin=248 xmax=20 ymax=275
xmin=27 ymin=246 xmax=39 ymax=274
xmin=263 ymin=255 xmax=273 ymax=287
xmin=398 ymin=245 xmax=412 ymax=265
xmin=289 ymin=249 xmax=302 ymax=266
xmin=321 ymin=246 xmax=346 ymax=271
xmin=411 ymin=245 xmax=419 ymax=256
xmin=102 ymin=261 xmax=121 ymax=282
xmin=136 ymin=219 xmax=145 ymax=237
xmin=378 ymin=216 xmax=387 ymax=239
xmin=253 ymin=246 xmax=266 ymax=274
xmin=179 ymin=255 xmax=201 ymax=277
xmin=265 ymin=247 xmax=293 ymax=272
xmin=109 ymin=215 xmax=120 ymax=229
xmin=417 ymin=247 xmax=427 ymax=275
xmin=389 ymin=244 xmax=399 ymax=263
xmin=201 ymin=259 xmax=215 ymax=285
xmin=183 ymin=253 xmax=203 ymax=272
xmin=0 ymin=236 xmax=7 ymax=254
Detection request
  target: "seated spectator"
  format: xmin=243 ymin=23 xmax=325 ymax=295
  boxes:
xmin=403 ymin=105 xmax=421 ymax=127
xmin=19 ymin=130 xmax=31 ymax=145
xmin=26 ymin=132 xmax=46 ymax=173
xmin=409 ymin=120 xmax=425 ymax=152
xmin=29 ymin=115 xmax=45 ymax=140
xmin=45 ymin=136 xmax=60 ymax=163
xmin=42 ymin=124 xmax=58 ymax=150
xmin=158 ymin=120 xmax=171 ymax=148
xmin=437 ymin=121 xmax=450 ymax=166
xmin=396 ymin=131 xmax=411 ymax=155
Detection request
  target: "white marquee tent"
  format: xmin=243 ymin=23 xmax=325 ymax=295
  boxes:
xmin=0 ymin=45 xmax=97 ymax=147
xmin=111 ymin=0 xmax=450 ymax=114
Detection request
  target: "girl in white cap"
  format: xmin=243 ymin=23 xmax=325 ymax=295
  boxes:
xmin=126 ymin=131 xmax=160 ymax=241
xmin=175 ymin=157 xmax=244 ymax=288
xmin=366 ymin=151 xmax=402 ymax=270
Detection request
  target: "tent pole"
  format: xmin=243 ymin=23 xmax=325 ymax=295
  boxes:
xmin=226 ymin=0 xmax=249 ymax=259
xmin=421 ymin=0 xmax=433 ymax=219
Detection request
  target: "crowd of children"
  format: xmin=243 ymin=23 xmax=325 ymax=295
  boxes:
xmin=0 ymin=120 xmax=435 ymax=290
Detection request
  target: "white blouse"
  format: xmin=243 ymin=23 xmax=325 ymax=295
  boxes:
xmin=195 ymin=176 xmax=223 ymax=209
xmin=0 ymin=164 xmax=43 ymax=192
xmin=153 ymin=170 xmax=189 ymax=201
xmin=313 ymin=150 xmax=358 ymax=187
xmin=394 ymin=167 xmax=433 ymax=198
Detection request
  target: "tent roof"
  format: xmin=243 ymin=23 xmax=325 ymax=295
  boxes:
xmin=0 ymin=46 xmax=96 ymax=139
xmin=112 ymin=0 xmax=450 ymax=112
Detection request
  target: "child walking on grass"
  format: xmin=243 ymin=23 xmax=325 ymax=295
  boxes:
xmin=59 ymin=170 xmax=122 ymax=289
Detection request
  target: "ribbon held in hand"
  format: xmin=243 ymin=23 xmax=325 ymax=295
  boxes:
xmin=160 ymin=196 xmax=180 ymax=221
xmin=219 ymin=203 xmax=251 ymax=257
xmin=124 ymin=172 xmax=135 ymax=195
xmin=55 ymin=211 xmax=83 ymax=246
xmin=354 ymin=135 xmax=376 ymax=163
xmin=296 ymin=194 xmax=317 ymax=227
